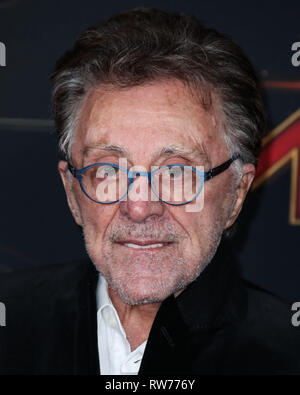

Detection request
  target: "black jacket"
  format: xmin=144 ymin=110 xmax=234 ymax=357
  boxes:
xmin=0 ymin=242 xmax=299 ymax=375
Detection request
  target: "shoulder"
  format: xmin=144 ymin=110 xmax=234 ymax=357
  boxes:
xmin=230 ymin=279 xmax=300 ymax=373
xmin=0 ymin=259 xmax=99 ymax=374
xmin=0 ymin=259 xmax=97 ymax=306
xmin=242 ymin=279 xmax=295 ymax=329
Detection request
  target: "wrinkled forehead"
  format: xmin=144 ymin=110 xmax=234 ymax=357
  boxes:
xmin=72 ymin=80 xmax=227 ymax=165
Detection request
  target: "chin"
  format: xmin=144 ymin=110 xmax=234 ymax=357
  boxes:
xmin=108 ymin=273 xmax=186 ymax=306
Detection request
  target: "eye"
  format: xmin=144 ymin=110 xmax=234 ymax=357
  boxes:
xmin=96 ymin=165 xmax=119 ymax=179
xmin=166 ymin=166 xmax=183 ymax=179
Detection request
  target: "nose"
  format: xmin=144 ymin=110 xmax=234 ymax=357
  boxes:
xmin=119 ymin=173 xmax=164 ymax=223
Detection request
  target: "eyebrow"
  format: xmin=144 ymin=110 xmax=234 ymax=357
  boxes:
xmin=82 ymin=142 xmax=208 ymax=163
xmin=158 ymin=145 xmax=208 ymax=161
xmin=83 ymin=143 xmax=129 ymax=158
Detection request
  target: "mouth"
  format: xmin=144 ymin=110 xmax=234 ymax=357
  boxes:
xmin=116 ymin=240 xmax=173 ymax=250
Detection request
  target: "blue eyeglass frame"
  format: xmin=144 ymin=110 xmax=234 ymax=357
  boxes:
xmin=67 ymin=153 xmax=240 ymax=205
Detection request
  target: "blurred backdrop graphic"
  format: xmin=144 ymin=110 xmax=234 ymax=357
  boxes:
xmin=0 ymin=0 xmax=299 ymax=302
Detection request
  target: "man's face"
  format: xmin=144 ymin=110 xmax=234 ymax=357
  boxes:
xmin=59 ymin=79 xmax=253 ymax=305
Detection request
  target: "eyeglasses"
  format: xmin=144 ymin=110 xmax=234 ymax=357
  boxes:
xmin=67 ymin=153 xmax=240 ymax=205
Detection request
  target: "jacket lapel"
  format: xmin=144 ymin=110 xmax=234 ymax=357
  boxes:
xmin=138 ymin=240 xmax=247 ymax=374
xmin=72 ymin=260 xmax=100 ymax=375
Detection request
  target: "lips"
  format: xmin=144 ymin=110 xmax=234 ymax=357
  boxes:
xmin=116 ymin=240 xmax=173 ymax=249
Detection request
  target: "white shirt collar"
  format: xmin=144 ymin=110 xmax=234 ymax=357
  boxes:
xmin=96 ymin=274 xmax=147 ymax=375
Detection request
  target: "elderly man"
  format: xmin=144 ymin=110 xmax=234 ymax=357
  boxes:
xmin=0 ymin=8 xmax=299 ymax=375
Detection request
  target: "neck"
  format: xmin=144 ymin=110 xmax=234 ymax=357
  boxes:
xmin=108 ymin=287 xmax=161 ymax=351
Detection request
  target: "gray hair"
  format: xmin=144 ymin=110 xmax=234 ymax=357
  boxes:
xmin=51 ymin=7 xmax=266 ymax=173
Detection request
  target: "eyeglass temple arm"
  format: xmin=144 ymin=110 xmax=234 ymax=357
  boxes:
xmin=205 ymin=153 xmax=241 ymax=180
xmin=67 ymin=162 xmax=77 ymax=177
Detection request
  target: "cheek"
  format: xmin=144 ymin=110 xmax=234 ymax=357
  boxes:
xmin=167 ymin=207 xmax=210 ymax=247
xmin=170 ymin=185 xmax=229 ymax=245
xmin=204 ymin=173 xmax=235 ymax=215
xmin=79 ymin=197 xmax=117 ymax=240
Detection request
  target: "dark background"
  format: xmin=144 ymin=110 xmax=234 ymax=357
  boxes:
xmin=0 ymin=0 xmax=299 ymax=302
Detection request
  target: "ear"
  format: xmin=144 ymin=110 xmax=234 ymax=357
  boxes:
xmin=58 ymin=161 xmax=83 ymax=226
xmin=224 ymin=163 xmax=255 ymax=229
